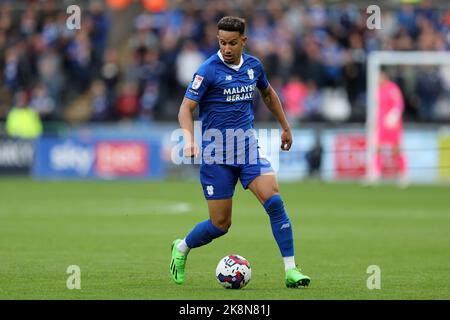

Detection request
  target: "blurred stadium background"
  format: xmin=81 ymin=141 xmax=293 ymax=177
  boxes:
xmin=1 ymin=0 xmax=450 ymax=300
xmin=0 ymin=0 xmax=450 ymax=183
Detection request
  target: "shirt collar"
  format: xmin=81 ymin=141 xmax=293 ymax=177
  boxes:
xmin=217 ymin=50 xmax=244 ymax=71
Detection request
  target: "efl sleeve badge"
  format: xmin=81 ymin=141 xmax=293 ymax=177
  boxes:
xmin=192 ymin=74 xmax=204 ymax=90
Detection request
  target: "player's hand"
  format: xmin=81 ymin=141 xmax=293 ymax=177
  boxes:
xmin=385 ymin=109 xmax=401 ymax=129
xmin=281 ymin=128 xmax=292 ymax=151
xmin=184 ymin=142 xmax=200 ymax=158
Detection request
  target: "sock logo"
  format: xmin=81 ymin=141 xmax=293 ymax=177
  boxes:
xmin=280 ymin=223 xmax=290 ymax=230
xmin=206 ymin=185 xmax=214 ymax=196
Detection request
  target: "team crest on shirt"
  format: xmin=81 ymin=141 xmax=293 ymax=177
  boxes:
xmin=247 ymin=68 xmax=254 ymax=80
xmin=192 ymin=74 xmax=204 ymax=90
xmin=207 ymin=185 xmax=214 ymax=196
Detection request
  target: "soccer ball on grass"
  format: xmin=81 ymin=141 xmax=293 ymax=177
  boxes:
xmin=215 ymin=254 xmax=251 ymax=289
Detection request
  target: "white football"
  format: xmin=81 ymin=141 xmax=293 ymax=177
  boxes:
xmin=215 ymin=254 xmax=251 ymax=289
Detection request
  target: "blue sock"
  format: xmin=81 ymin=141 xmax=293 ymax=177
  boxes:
xmin=185 ymin=219 xmax=227 ymax=249
xmin=263 ymin=194 xmax=294 ymax=257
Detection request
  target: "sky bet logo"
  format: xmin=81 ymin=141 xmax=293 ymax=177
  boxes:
xmin=50 ymin=141 xmax=94 ymax=176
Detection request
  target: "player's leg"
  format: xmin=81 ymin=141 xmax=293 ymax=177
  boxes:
xmin=170 ymin=200 xmax=231 ymax=285
xmin=396 ymin=147 xmax=407 ymax=178
xmin=170 ymin=164 xmax=237 ymax=284
xmin=373 ymin=146 xmax=383 ymax=181
xmin=393 ymin=143 xmax=408 ymax=187
xmin=207 ymin=198 xmax=233 ymax=231
xmin=368 ymin=140 xmax=383 ymax=183
xmin=243 ymin=166 xmax=310 ymax=288
xmin=369 ymin=134 xmax=386 ymax=183
xmin=248 ymin=174 xmax=295 ymax=261
xmin=182 ymin=199 xmax=232 ymax=251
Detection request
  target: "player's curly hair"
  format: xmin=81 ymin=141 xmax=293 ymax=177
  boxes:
xmin=217 ymin=16 xmax=246 ymax=35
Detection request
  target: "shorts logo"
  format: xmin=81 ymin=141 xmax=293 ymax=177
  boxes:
xmin=206 ymin=185 xmax=214 ymax=196
xmin=192 ymin=74 xmax=204 ymax=90
xmin=247 ymin=68 xmax=254 ymax=80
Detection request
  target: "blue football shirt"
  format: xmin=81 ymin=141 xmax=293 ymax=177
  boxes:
xmin=184 ymin=51 xmax=269 ymax=164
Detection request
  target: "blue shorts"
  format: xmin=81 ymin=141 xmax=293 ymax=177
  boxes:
xmin=200 ymin=157 xmax=274 ymax=200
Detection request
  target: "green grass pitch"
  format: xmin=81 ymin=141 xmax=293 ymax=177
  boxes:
xmin=0 ymin=178 xmax=449 ymax=299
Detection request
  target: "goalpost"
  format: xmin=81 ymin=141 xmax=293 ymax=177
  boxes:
xmin=366 ymin=51 xmax=450 ymax=181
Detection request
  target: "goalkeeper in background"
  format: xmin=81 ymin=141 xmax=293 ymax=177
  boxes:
xmin=371 ymin=69 xmax=407 ymax=185
xmin=169 ymin=16 xmax=310 ymax=288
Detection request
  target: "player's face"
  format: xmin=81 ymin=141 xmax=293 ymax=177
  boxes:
xmin=217 ymin=30 xmax=247 ymax=65
xmin=379 ymin=71 xmax=387 ymax=85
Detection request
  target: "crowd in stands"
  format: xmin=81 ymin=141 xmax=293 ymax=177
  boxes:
xmin=1 ymin=0 xmax=450 ymax=128
xmin=0 ymin=0 xmax=109 ymax=123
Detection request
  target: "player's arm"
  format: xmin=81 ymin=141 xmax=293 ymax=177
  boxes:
xmin=178 ymin=97 xmax=200 ymax=157
xmin=259 ymin=84 xmax=292 ymax=151
xmin=385 ymin=86 xmax=405 ymax=128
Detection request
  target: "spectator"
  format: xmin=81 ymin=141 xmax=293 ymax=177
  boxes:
xmin=138 ymin=47 xmax=165 ymax=92
xmin=41 ymin=15 xmax=59 ymax=47
xmin=129 ymin=12 xmax=159 ymax=51
xmin=305 ymin=130 xmax=323 ymax=179
xmin=29 ymin=83 xmax=55 ymax=121
xmin=3 ymin=47 xmax=19 ymax=92
xmin=282 ymin=75 xmax=308 ymax=122
xmin=115 ymin=81 xmax=139 ymax=119
xmin=139 ymin=82 xmax=159 ymax=121
xmin=304 ymin=81 xmax=323 ymax=120
xmin=100 ymin=48 xmax=121 ymax=106
xmin=66 ymin=31 xmax=93 ymax=93
xmin=415 ymin=66 xmax=442 ymax=121
xmin=88 ymin=1 xmax=110 ymax=75
xmin=6 ymin=91 xmax=42 ymax=139
xmin=175 ymin=40 xmax=205 ymax=87
xmin=321 ymin=34 xmax=346 ymax=87
xmin=396 ymin=3 xmax=419 ymax=38
xmin=175 ymin=40 xmax=205 ymax=100
xmin=90 ymin=79 xmax=110 ymax=121
xmin=343 ymin=32 xmax=366 ymax=118
xmin=294 ymin=35 xmax=325 ymax=88
xmin=37 ymin=47 xmax=63 ymax=110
